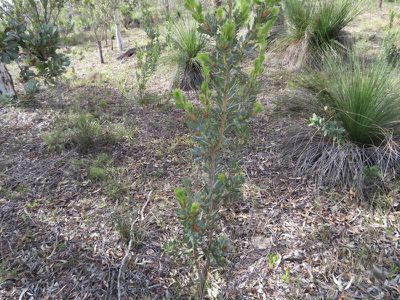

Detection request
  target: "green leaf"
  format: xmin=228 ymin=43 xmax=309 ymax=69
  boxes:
xmin=174 ymin=187 xmax=188 ymax=208
xmin=220 ymin=19 xmax=236 ymax=45
xmin=190 ymin=202 xmax=200 ymax=216
xmin=172 ymin=89 xmax=193 ymax=111
xmin=253 ymin=101 xmax=264 ymax=114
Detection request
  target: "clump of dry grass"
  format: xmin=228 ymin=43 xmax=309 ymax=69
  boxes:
xmin=289 ymin=129 xmax=399 ymax=197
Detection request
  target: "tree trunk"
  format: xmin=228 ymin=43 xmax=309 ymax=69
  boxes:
xmin=379 ymin=0 xmax=383 ymax=8
xmin=0 ymin=63 xmax=16 ymax=98
xmin=97 ymin=40 xmax=105 ymax=64
xmin=115 ymin=11 xmax=124 ymax=51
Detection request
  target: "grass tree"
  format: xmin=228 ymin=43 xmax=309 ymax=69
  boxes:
xmin=293 ymin=53 xmax=400 ymax=197
xmin=170 ymin=18 xmax=208 ymax=90
xmin=172 ymin=0 xmax=279 ymax=297
xmin=280 ymin=0 xmax=363 ymax=68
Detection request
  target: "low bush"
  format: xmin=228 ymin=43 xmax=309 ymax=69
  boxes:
xmin=43 ymin=113 xmax=134 ymax=152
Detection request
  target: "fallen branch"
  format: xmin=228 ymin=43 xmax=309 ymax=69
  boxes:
xmin=117 ymin=48 xmax=137 ymax=60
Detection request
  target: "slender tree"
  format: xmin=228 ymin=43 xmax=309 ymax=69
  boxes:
xmin=79 ymin=0 xmax=115 ymax=63
xmin=173 ymin=0 xmax=280 ymax=297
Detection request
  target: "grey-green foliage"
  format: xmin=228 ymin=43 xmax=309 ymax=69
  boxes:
xmin=172 ymin=0 xmax=280 ymax=297
xmin=24 ymin=79 xmax=40 ymax=94
xmin=0 ymin=1 xmax=69 ymax=87
xmin=135 ymin=4 xmax=160 ymax=103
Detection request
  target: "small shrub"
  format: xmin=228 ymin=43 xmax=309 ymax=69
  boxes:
xmin=135 ymin=5 xmax=161 ymax=103
xmin=113 ymin=209 xmax=145 ymax=247
xmin=170 ymin=18 xmax=208 ymax=90
xmin=382 ymin=10 xmax=400 ymax=66
xmin=281 ymin=0 xmax=362 ymax=67
xmin=104 ymin=173 xmax=130 ymax=200
xmin=95 ymin=152 xmax=110 ymax=165
xmin=23 ymin=79 xmax=40 ymax=95
xmin=43 ymin=114 xmax=134 ymax=152
xmin=364 ymin=165 xmax=381 ymax=184
xmin=173 ymin=0 xmax=280 ymax=297
xmin=72 ymin=113 xmax=102 ymax=151
xmin=88 ymin=166 xmax=107 ymax=181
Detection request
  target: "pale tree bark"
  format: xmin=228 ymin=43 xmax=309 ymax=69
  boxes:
xmin=0 ymin=63 xmax=16 ymax=98
xmin=115 ymin=11 xmax=124 ymax=51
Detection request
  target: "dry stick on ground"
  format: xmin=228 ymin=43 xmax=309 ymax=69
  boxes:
xmin=117 ymin=190 xmax=152 ymax=300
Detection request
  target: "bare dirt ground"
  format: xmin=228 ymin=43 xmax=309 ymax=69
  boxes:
xmin=1 ymin=4 xmax=400 ymax=300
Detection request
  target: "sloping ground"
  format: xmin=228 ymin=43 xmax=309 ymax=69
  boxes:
xmin=1 ymin=6 xmax=400 ymax=299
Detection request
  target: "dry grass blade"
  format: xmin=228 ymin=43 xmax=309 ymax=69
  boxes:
xmin=117 ymin=191 xmax=152 ymax=300
xmin=287 ymin=128 xmax=400 ymax=197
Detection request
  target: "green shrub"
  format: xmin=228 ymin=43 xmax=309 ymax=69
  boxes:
xmin=23 ymin=79 xmax=40 ymax=95
xmin=170 ymin=18 xmax=208 ymax=90
xmin=135 ymin=4 xmax=160 ymax=103
xmin=281 ymin=0 xmax=362 ymax=67
xmin=88 ymin=166 xmax=107 ymax=181
xmin=43 ymin=114 xmax=134 ymax=152
xmin=382 ymin=10 xmax=400 ymax=66
xmin=383 ymin=32 xmax=400 ymax=66
xmin=173 ymin=0 xmax=280 ymax=297
xmin=72 ymin=113 xmax=102 ymax=150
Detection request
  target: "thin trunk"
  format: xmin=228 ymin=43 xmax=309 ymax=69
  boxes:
xmin=115 ymin=11 xmax=124 ymax=51
xmin=0 ymin=63 xmax=16 ymax=98
xmin=164 ymin=0 xmax=170 ymax=19
xmin=97 ymin=40 xmax=105 ymax=64
xmin=379 ymin=0 xmax=383 ymax=8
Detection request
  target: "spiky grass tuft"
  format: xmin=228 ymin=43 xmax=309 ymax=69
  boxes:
xmin=290 ymin=54 xmax=400 ymax=197
xmin=302 ymin=54 xmax=400 ymax=145
xmin=281 ymin=0 xmax=362 ymax=68
xmin=170 ymin=18 xmax=208 ymax=91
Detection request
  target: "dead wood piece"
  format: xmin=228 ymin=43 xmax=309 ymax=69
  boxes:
xmin=117 ymin=48 xmax=137 ymax=60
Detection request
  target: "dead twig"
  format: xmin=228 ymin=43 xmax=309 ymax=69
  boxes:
xmin=117 ymin=190 xmax=152 ymax=300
